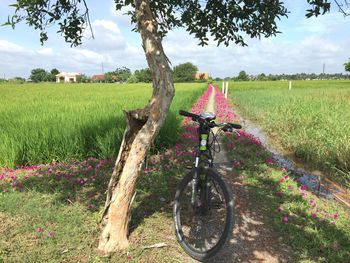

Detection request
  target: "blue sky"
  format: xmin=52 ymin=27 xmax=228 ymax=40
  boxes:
xmin=0 ymin=0 xmax=350 ymax=78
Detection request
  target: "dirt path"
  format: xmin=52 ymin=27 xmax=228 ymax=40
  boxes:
xmin=203 ymin=86 xmax=294 ymax=263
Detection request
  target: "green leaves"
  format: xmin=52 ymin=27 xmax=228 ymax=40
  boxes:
xmin=4 ymin=0 xmax=89 ymax=46
xmin=344 ymin=59 xmax=350 ymax=72
xmin=3 ymin=0 xmax=347 ymax=47
xmin=306 ymin=0 xmax=331 ymax=18
xmin=173 ymin=62 xmax=198 ymax=82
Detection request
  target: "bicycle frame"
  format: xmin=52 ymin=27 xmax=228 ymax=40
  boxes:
xmin=191 ymin=124 xmax=214 ymax=207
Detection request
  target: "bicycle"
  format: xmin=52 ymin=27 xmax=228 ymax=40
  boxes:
xmin=173 ymin=110 xmax=242 ymax=261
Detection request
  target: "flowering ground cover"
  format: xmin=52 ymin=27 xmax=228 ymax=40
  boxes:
xmin=0 ymin=85 xmax=212 ymax=262
xmin=224 ymin=80 xmax=350 ymax=187
xmin=0 ymin=82 xmax=204 ymax=168
xmin=213 ymin=85 xmax=350 ymax=262
xmin=2 ymin=83 xmax=348 ymax=262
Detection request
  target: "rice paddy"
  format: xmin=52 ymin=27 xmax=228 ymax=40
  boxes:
xmin=0 ymin=82 xmax=205 ymax=168
xmin=227 ymin=80 xmax=350 ymax=186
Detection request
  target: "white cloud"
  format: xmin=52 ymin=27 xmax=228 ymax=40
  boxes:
xmin=1 ymin=10 xmax=349 ymax=79
xmin=0 ymin=19 xmax=147 ymax=78
xmin=92 ymin=20 xmax=121 ymax=35
xmin=162 ymin=29 xmax=350 ymax=77
xmin=73 ymin=49 xmax=103 ymax=60
xmin=0 ymin=40 xmax=29 ymax=54
xmin=37 ymin=48 xmax=53 ymax=55
xmin=81 ymin=20 xmax=127 ymax=51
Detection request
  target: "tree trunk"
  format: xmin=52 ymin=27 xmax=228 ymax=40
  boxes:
xmin=98 ymin=0 xmax=174 ymax=253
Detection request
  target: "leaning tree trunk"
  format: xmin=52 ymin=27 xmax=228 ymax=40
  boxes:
xmin=98 ymin=0 xmax=175 ymax=253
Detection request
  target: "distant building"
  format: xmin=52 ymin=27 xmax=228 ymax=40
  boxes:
xmin=56 ymin=72 xmax=81 ymax=83
xmin=195 ymin=72 xmax=209 ymax=80
xmin=91 ymin=74 xmax=105 ymax=82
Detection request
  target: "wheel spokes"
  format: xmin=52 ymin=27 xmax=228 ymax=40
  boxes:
xmin=178 ymin=178 xmax=228 ymax=252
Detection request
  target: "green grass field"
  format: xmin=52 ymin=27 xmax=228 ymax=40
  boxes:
xmin=226 ymin=80 xmax=350 ymax=186
xmin=0 ymin=82 xmax=208 ymax=263
xmin=1 ymin=82 xmax=349 ymax=262
xmin=0 ymin=83 xmax=205 ymax=168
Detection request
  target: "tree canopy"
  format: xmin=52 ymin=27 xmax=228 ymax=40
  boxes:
xmin=173 ymin=62 xmax=198 ymax=82
xmin=134 ymin=68 xmax=152 ymax=83
xmin=7 ymin=0 xmax=345 ymax=47
xmin=345 ymin=59 xmax=350 ymax=72
xmin=235 ymin=70 xmax=249 ymax=81
xmin=104 ymin=67 xmax=132 ymax=83
xmin=30 ymin=68 xmax=59 ymax=82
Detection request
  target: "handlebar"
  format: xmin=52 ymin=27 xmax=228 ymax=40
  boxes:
xmin=228 ymin=123 xmax=242 ymax=130
xmin=179 ymin=110 xmax=200 ymax=120
xmin=179 ymin=110 xmax=242 ymax=130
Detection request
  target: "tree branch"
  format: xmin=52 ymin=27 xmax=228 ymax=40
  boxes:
xmin=82 ymin=0 xmax=95 ymax=39
xmin=334 ymin=0 xmax=350 ymax=16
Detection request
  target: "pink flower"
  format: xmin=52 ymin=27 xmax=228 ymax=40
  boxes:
xmin=333 ymin=213 xmax=339 ymax=219
xmin=282 ymin=216 xmax=289 ymax=224
xmin=37 ymin=227 xmax=44 ymax=233
xmin=301 ymin=192 xmax=308 ymax=198
xmin=48 ymin=232 xmax=55 ymax=238
xmin=312 ymin=213 xmax=317 ymax=218
xmin=265 ymin=158 xmax=274 ymax=164
xmin=288 ymin=185 xmax=293 ymax=189
xmin=330 ymin=220 xmax=335 ymax=225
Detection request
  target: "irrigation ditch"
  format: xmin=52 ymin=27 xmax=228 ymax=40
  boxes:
xmin=237 ymin=113 xmax=350 ymax=209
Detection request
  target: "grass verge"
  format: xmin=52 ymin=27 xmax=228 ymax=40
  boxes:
xmin=223 ymin=130 xmax=350 ymax=263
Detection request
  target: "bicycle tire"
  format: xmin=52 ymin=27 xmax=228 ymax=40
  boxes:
xmin=173 ymin=167 xmax=234 ymax=261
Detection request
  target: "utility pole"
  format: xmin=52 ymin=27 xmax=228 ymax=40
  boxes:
xmin=322 ymin=63 xmax=326 ymax=80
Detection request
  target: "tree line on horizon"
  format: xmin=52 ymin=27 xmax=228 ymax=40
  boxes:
xmin=217 ymin=60 xmax=350 ymax=81
xmin=215 ymin=71 xmax=350 ymax=82
xmin=2 ymin=59 xmax=350 ymax=84
xmin=0 ymin=62 xmax=202 ymax=84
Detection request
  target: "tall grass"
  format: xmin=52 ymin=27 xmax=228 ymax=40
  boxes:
xmin=227 ymin=80 xmax=350 ymax=185
xmin=0 ymin=82 xmax=205 ymax=167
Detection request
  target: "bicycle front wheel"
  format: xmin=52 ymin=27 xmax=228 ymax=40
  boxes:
xmin=173 ymin=168 xmax=234 ymax=261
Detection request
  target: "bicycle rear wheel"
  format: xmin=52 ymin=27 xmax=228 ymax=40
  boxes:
xmin=173 ymin=167 xmax=234 ymax=261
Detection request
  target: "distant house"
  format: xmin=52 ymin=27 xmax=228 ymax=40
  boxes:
xmin=56 ymin=72 xmax=81 ymax=83
xmin=195 ymin=72 xmax=209 ymax=80
xmin=92 ymin=74 xmax=105 ymax=82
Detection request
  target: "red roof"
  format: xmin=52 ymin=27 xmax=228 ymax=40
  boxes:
xmin=92 ymin=74 xmax=105 ymax=81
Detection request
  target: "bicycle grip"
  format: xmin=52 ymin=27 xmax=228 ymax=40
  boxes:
xmin=179 ymin=110 xmax=199 ymax=119
xmin=230 ymin=123 xmax=242 ymax=129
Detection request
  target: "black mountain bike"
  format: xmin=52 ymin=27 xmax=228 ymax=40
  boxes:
xmin=173 ymin=110 xmax=242 ymax=261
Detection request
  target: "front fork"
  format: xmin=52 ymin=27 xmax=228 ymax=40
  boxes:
xmin=191 ymin=156 xmax=212 ymax=209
